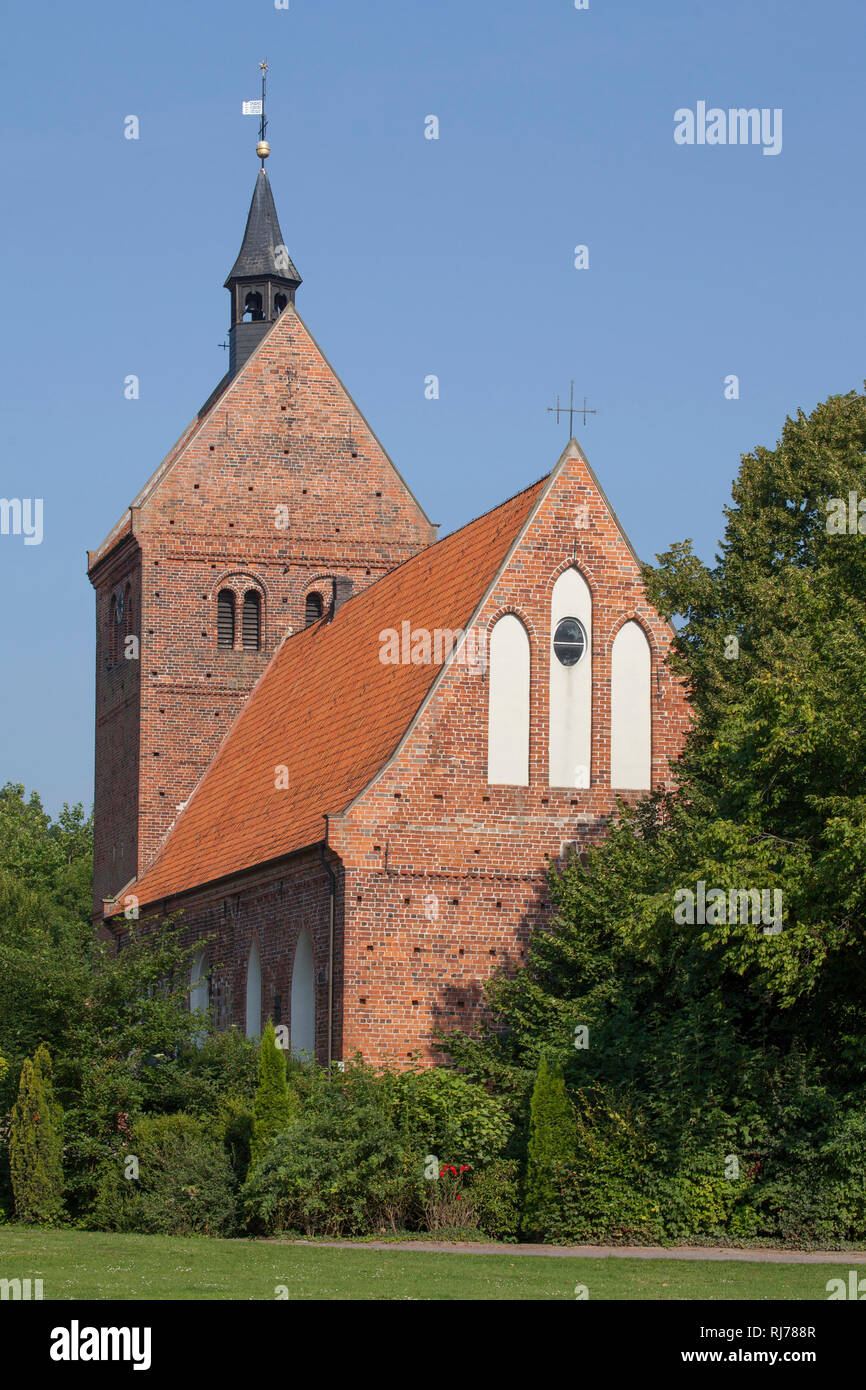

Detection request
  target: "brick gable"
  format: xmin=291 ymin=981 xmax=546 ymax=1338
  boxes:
xmin=89 ymin=303 xmax=435 ymax=914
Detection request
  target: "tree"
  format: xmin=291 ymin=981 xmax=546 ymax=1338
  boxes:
xmin=10 ymin=1043 xmax=64 ymax=1223
xmin=249 ymin=1020 xmax=298 ymax=1172
xmin=522 ymin=1054 xmax=574 ymax=1235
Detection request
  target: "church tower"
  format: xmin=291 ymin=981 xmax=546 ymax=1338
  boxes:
xmin=88 ymin=123 xmax=436 ymax=920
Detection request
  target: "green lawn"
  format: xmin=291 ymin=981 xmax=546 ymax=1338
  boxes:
xmin=0 ymin=1226 xmax=851 ymax=1299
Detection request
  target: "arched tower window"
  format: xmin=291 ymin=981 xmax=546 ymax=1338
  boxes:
xmin=549 ymin=568 xmax=592 ymax=787
xmin=274 ymin=292 xmax=288 ymax=315
xmin=217 ymin=590 xmax=236 ymax=649
xmin=290 ymin=929 xmax=315 ymax=1059
xmin=610 ymin=621 xmax=652 ymax=790
xmin=305 ymin=591 xmax=323 ymax=626
xmin=242 ymin=590 xmax=261 ymax=650
xmin=245 ymin=938 xmax=262 ymax=1039
xmin=487 ymin=615 xmax=530 ymax=785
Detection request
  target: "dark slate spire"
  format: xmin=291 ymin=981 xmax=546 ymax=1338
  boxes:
xmin=224 ymin=168 xmax=302 ymax=377
xmin=226 ymin=169 xmax=302 ymax=285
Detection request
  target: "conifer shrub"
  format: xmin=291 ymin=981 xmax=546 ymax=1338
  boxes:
xmin=249 ymin=1020 xmax=298 ymax=1172
xmin=522 ymin=1055 xmax=575 ymax=1237
xmin=9 ymin=1043 xmax=64 ymax=1224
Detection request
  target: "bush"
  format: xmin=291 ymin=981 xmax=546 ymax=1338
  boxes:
xmin=531 ymin=1090 xmax=660 ymax=1244
xmin=91 ymin=1112 xmax=237 ymax=1236
xmin=153 ymin=1029 xmax=260 ymax=1119
xmin=464 ymin=1160 xmax=520 ymax=1240
xmin=10 ymin=1043 xmax=64 ymax=1224
xmin=243 ymin=1064 xmax=424 ymax=1236
xmin=542 ymin=1157 xmax=661 ymax=1244
xmin=655 ymin=1161 xmax=742 ymax=1241
xmin=390 ymin=1068 xmax=512 ymax=1169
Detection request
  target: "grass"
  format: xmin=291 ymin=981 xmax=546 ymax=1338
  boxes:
xmin=0 ymin=1226 xmax=850 ymax=1300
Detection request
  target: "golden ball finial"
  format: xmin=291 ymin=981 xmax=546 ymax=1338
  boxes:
xmin=256 ymin=139 xmax=271 ymax=160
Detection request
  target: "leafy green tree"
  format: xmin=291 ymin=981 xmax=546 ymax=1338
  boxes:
xmin=10 ymin=1043 xmax=64 ymax=1223
xmin=249 ymin=1021 xmax=298 ymax=1171
xmin=522 ymin=1055 xmax=574 ymax=1236
xmin=0 ymin=785 xmax=94 ymax=1065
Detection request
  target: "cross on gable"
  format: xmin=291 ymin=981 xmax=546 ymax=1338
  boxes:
xmin=547 ymin=381 xmax=597 ymax=435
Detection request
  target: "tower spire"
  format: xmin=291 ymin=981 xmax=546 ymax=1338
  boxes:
xmin=225 ymin=62 xmax=301 ymax=376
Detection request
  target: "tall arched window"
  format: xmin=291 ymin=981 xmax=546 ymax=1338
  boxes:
xmin=305 ymin=591 xmax=323 ymax=626
xmin=242 ymin=590 xmax=261 ymax=650
xmin=245 ymin=938 xmax=262 ymax=1039
xmin=217 ymin=590 xmax=235 ymax=649
xmin=189 ymin=949 xmax=209 ymax=1046
xmin=124 ymin=582 xmax=133 ymax=638
xmin=549 ymin=568 xmax=592 ymax=787
xmin=487 ymin=615 xmax=530 ymax=785
xmin=290 ymin=929 xmax=315 ymax=1059
xmin=610 ymin=620 xmax=652 ymax=789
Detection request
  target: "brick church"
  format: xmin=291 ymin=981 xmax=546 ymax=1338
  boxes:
xmin=90 ymin=146 xmax=690 ymax=1068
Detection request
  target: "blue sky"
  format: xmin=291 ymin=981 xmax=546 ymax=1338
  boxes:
xmin=1 ymin=0 xmax=863 ymax=814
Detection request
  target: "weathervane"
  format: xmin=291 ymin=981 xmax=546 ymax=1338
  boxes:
xmin=547 ymin=381 xmax=596 ymax=436
xmin=243 ymin=61 xmax=271 ymax=164
xmin=257 ymin=60 xmax=269 ymax=164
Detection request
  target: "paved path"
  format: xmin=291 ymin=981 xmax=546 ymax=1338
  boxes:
xmin=278 ymin=1239 xmax=866 ymax=1264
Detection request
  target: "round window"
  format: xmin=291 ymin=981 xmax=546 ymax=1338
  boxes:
xmin=553 ymin=617 xmax=586 ymax=667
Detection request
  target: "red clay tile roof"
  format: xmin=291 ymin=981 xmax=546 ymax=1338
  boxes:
xmin=112 ymin=474 xmax=550 ymax=913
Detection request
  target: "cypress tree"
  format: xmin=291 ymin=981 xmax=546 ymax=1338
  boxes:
xmin=523 ymin=1054 xmax=574 ymax=1236
xmin=10 ymin=1043 xmax=64 ymax=1223
xmin=249 ymin=1020 xmax=298 ymax=1171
